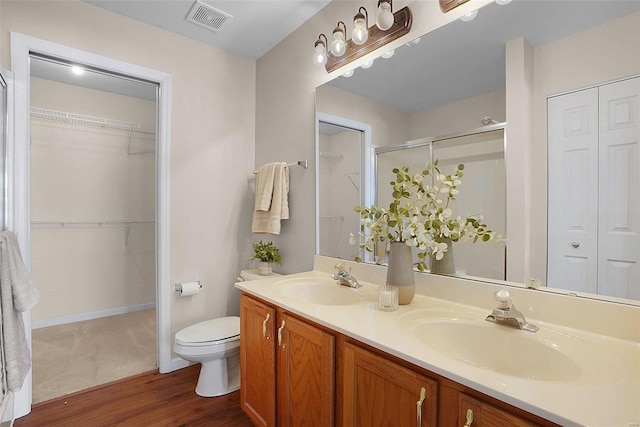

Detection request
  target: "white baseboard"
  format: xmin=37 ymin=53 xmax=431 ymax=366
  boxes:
xmin=32 ymin=303 xmax=156 ymax=329
xmin=171 ymin=356 xmax=193 ymax=372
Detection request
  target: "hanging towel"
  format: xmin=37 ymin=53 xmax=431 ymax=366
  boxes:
xmin=252 ymin=162 xmax=289 ymax=235
xmin=0 ymin=231 xmax=41 ymax=392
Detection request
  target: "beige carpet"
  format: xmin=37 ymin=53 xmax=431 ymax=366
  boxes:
xmin=31 ymin=309 xmax=157 ymax=404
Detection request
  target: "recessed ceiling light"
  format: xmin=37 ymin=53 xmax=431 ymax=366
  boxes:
xmin=71 ymin=66 xmax=84 ymax=75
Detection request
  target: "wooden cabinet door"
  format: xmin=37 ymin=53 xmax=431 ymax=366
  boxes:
xmin=240 ymin=294 xmax=276 ymax=427
xmin=458 ymin=394 xmax=537 ymax=427
xmin=342 ymin=342 xmax=438 ymax=427
xmin=276 ymin=312 xmax=335 ymax=427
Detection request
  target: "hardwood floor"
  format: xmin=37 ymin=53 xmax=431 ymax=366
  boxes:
xmin=15 ymin=365 xmax=254 ymax=427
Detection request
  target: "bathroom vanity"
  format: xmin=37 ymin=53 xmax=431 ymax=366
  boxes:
xmin=235 ymin=256 xmax=640 ymax=426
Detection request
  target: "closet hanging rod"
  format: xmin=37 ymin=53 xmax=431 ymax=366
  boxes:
xmin=30 ymin=107 xmax=156 ymax=134
xmin=31 ymin=220 xmax=155 ymax=229
xmin=253 ymin=160 xmax=308 ymax=174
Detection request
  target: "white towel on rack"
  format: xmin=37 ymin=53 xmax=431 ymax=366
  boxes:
xmin=252 ymin=162 xmax=289 ymax=235
xmin=0 ymin=231 xmax=41 ymax=392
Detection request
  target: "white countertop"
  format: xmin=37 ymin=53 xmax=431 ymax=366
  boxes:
xmin=235 ymin=264 xmax=640 ymax=427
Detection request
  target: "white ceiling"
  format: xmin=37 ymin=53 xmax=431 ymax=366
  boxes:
xmin=31 ymin=0 xmax=640 ymax=112
xmin=84 ymin=0 xmax=332 ymax=60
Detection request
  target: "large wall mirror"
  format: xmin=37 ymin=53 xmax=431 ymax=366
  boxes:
xmin=315 ymin=0 xmax=640 ymax=305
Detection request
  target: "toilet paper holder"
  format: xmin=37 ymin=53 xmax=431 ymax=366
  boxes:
xmin=175 ymin=281 xmax=202 ymax=293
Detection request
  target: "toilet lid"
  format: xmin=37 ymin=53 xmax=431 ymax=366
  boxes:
xmin=175 ymin=316 xmax=240 ymax=344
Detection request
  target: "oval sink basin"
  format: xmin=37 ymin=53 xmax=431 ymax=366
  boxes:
xmin=277 ymin=277 xmax=363 ymax=305
xmin=413 ymin=319 xmax=582 ymax=381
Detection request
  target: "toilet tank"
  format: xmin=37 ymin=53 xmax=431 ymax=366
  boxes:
xmin=238 ymin=269 xmax=281 ymax=281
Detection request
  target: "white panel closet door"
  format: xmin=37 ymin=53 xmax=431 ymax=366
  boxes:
xmin=598 ymin=77 xmax=640 ymax=299
xmin=548 ymin=88 xmax=599 ymax=293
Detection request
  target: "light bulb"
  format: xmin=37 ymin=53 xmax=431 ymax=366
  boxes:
xmin=376 ymin=2 xmax=394 ymax=31
xmin=313 ymin=44 xmax=327 ymax=66
xmin=342 ymin=69 xmax=355 ymax=78
xmin=352 ymin=16 xmax=368 ymax=45
xmin=495 ymin=0 xmax=512 ymax=4
xmin=460 ymin=9 xmax=478 ymax=22
xmin=330 ymin=26 xmax=347 ymax=57
xmin=381 ymin=49 xmax=395 ymax=59
xmin=361 ymin=59 xmax=374 ymax=69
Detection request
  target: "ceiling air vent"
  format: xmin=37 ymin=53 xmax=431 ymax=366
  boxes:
xmin=186 ymin=0 xmax=232 ymax=33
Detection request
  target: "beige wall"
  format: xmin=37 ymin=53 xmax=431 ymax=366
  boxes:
xmin=30 ymin=78 xmax=156 ymax=321
xmin=256 ymin=0 xmax=493 ymax=273
xmin=410 ymin=89 xmax=505 ymax=140
xmin=317 ymin=84 xmax=411 ymax=148
xmin=1 ymin=1 xmax=256 ymax=344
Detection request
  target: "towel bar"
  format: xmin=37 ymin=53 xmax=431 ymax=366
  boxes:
xmin=253 ymin=160 xmax=308 ymax=174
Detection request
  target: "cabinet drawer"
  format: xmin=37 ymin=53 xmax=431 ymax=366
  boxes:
xmin=459 ymin=394 xmax=538 ymax=427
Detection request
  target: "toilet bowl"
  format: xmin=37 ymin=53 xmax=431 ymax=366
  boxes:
xmin=174 ymin=316 xmax=240 ymax=397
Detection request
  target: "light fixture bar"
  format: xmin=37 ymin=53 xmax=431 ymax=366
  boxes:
xmin=325 ymin=6 xmax=412 ymax=73
xmin=439 ymin=0 xmax=470 ymax=13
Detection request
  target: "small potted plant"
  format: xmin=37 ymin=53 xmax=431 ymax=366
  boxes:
xmin=250 ymin=240 xmax=283 ymax=275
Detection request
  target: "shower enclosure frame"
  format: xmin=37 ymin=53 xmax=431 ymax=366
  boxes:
xmin=9 ymin=32 xmax=172 ymax=418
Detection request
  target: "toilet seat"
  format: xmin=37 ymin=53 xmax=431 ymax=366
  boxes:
xmin=175 ymin=316 xmax=240 ymax=347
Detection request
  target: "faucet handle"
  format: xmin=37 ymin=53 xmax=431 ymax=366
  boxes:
xmin=493 ymin=289 xmax=513 ymax=309
xmin=334 ymin=261 xmax=346 ymax=274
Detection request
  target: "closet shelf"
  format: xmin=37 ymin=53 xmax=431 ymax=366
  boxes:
xmin=30 ymin=107 xmax=156 ymax=134
xmin=31 ymin=220 xmax=155 ymax=229
xmin=319 ymin=151 xmax=343 ymax=170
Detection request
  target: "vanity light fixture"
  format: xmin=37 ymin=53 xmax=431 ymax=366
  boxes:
xmin=376 ymin=0 xmax=394 ymax=31
xmin=495 ymin=0 xmax=512 ymax=5
xmin=342 ymin=69 xmax=355 ymax=78
xmin=313 ymin=34 xmax=328 ymax=66
xmin=313 ymin=5 xmax=412 ymax=73
xmin=330 ymin=21 xmax=348 ymax=57
xmin=439 ymin=0 xmax=470 ymax=13
xmin=352 ymin=7 xmax=369 ymax=45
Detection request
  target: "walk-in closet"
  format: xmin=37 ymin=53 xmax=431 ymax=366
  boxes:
xmin=28 ymin=57 xmax=158 ymax=403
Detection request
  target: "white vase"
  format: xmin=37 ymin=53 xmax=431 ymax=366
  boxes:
xmin=257 ymin=261 xmax=273 ymax=276
xmin=386 ymin=242 xmax=415 ymax=304
xmin=430 ymin=237 xmax=455 ymax=275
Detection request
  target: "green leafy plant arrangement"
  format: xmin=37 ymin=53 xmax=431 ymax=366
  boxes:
xmin=354 ymin=161 xmax=498 ymax=271
xmin=250 ymin=240 xmax=283 ymax=265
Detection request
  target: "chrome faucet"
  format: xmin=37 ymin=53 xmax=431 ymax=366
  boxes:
xmin=485 ymin=289 xmax=539 ymax=333
xmin=330 ymin=262 xmax=363 ymax=289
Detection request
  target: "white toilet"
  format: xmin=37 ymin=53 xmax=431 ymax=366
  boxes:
xmin=174 ymin=316 xmax=241 ymax=397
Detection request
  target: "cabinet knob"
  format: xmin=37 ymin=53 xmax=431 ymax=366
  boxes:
xmin=463 ymin=408 xmax=474 ymax=427
xmin=262 ymin=312 xmax=270 ymax=339
xmin=277 ymin=319 xmax=286 ymax=348
xmin=571 ymin=241 xmax=580 ymax=248
xmin=416 ymin=387 xmax=427 ymax=427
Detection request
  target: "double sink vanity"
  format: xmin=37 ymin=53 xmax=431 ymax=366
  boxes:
xmin=235 ymin=256 xmax=640 ymax=426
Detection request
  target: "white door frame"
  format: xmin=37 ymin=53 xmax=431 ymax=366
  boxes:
xmin=9 ymin=32 xmax=172 ymax=417
xmin=315 ymin=112 xmax=372 ymax=257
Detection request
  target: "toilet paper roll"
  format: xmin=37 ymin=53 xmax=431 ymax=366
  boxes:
xmin=179 ymin=281 xmax=201 ymax=296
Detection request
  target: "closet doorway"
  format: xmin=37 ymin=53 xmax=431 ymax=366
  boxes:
xmin=28 ymin=56 xmax=158 ymax=403
xmin=10 ymin=33 xmax=171 ymax=416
